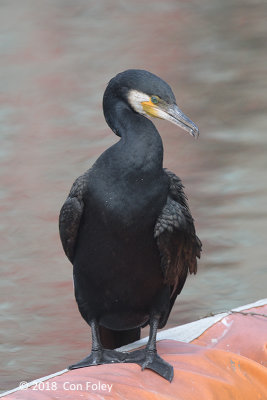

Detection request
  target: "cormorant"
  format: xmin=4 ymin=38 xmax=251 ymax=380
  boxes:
xmin=59 ymin=69 xmax=201 ymax=382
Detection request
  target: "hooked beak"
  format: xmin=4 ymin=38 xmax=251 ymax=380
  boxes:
xmin=164 ymin=104 xmax=199 ymax=138
xmin=141 ymin=100 xmax=199 ymax=138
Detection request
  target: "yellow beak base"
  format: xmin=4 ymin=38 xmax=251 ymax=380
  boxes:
xmin=141 ymin=100 xmax=161 ymax=118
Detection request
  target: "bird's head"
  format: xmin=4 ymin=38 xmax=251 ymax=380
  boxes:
xmin=103 ymin=69 xmax=199 ymax=138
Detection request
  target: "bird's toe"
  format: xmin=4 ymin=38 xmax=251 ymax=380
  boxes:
xmin=68 ymin=349 xmax=127 ymax=370
xmin=141 ymin=352 xmax=174 ymax=382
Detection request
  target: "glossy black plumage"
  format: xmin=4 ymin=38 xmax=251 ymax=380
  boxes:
xmin=59 ymin=69 xmax=201 ymax=381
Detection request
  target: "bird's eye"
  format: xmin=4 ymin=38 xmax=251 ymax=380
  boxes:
xmin=151 ymin=95 xmax=160 ymax=104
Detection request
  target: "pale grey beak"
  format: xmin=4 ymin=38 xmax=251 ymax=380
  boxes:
xmin=166 ymin=104 xmax=199 ymax=138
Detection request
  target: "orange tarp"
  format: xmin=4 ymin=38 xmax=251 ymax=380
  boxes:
xmin=193 ymin=305 xmax=267 ymax=366
xmin=2 ymin=304 xmax=267 ymax=400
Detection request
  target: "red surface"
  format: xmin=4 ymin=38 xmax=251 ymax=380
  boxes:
xmin=193 ymin=305 xmax=267 ymax=367
xmin=2 ymin=304 xmax=267 ymax=400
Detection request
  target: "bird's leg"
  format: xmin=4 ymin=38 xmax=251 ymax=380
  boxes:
xmin=124 ymin=314 xmax=174 ymax=382
xmin=142 ymin=314 xmax=173 ymax=381
xmin=142 ymin=314 xmax=159 ymax=366
xmin=89 ymin=319 xmax=103 ymax=364
xmin=68 ymin=319 xmax=126 ymax=370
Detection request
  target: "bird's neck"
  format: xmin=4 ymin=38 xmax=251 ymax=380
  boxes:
xmin=110 ymin=101 xmax=164 ymax=172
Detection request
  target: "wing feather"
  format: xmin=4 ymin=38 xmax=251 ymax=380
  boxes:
xmin=155 ymin=169 xmax=202 ymax=324
xmin=59 ymin=172 xmax=88 ymax=263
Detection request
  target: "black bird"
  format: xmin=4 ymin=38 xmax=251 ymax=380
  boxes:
xmin=59 ymin=69 xmax=201 ymax=382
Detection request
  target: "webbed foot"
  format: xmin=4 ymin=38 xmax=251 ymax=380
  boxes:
xmin=124 ymin=348 xmax=174 ymax=382
xmin=69 ymin=348 xmax=127 ymax=369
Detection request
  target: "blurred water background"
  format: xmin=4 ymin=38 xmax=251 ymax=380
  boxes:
xmin=0 ymin=0 xmax=267 ymax=392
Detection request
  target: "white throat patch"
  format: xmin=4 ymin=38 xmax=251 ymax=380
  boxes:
xmin=128 ymin=89 xmax=150 ymax=115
